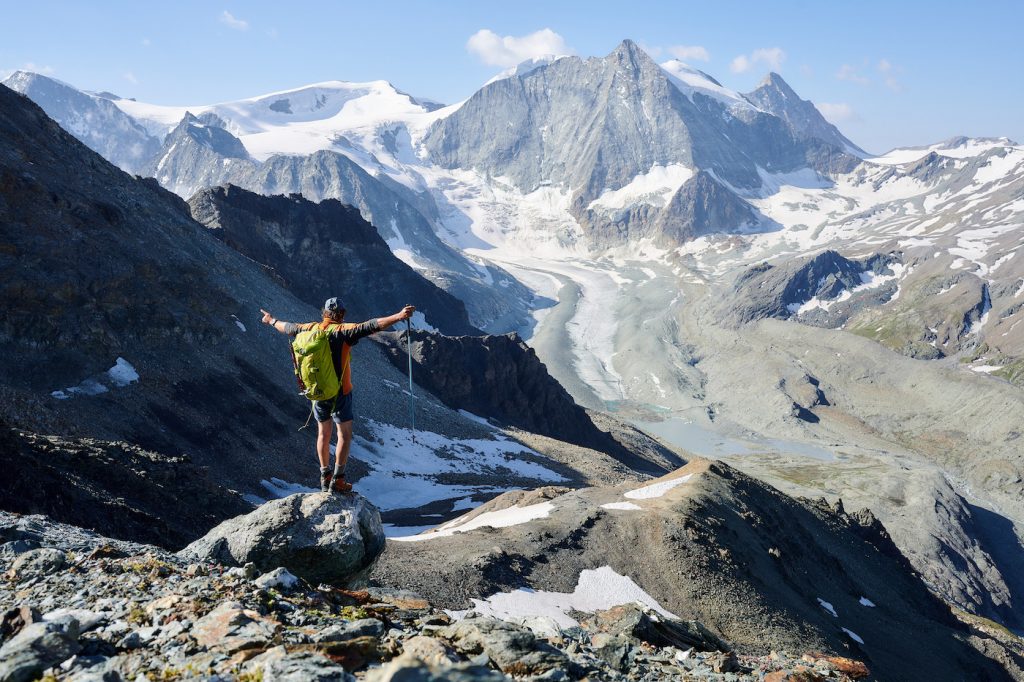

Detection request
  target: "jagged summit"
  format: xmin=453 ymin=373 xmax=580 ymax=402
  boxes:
xmin=744 ymin=71 xmax=866 ymax=156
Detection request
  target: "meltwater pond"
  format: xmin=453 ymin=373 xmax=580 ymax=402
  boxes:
xmin=634 ymin=417 xmax=835 ymax=461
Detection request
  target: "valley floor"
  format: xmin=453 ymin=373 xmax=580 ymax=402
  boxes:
xmin=481 ymin=245 xmax=1024 ymax=633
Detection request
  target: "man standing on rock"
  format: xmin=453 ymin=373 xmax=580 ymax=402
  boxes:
xmin=260 ymin=298 xmax=415 ymax=493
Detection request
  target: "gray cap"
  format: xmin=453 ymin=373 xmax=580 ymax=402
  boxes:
xmin=324 ymin=297 xmax=345 ymax=313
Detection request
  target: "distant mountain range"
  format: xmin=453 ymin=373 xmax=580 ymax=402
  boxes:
xmin=5 ymin=37 xmax=1024 ymax=656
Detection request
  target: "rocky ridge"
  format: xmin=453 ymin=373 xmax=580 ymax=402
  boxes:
xmin=373 ymin=460 xmax=1021 ymax=680
xmin=0 ymin=509 xmax=893 ymax=682
xmin=187 ymin=185 xmax=479 ymax=335
xmin=0 ymin=417 xmax=250 ymax=550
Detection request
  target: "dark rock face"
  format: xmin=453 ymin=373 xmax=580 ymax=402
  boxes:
xmin=187 ymin=185 xmax=479 ymax=335
xmin=721 ymin=250 xmax=901 ymax=327
xmin=0 ymin=416 xmax=251 ymax=550
xmin=0 ymin=83 xmax=319 ymax=496
xmin=378 ymin=330 xmax=647 ymax=465
xmin=654 ymin=171 xmax=759 ymax=243
xmin=180 ymin=492 xmax=385 ymax=586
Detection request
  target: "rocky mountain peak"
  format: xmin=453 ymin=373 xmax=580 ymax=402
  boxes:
xmin=744 ymin=73 xmax=865 ymax=155
xmin=608 ymin=38 xmax=653 ymax=64
xmin=757 ymin=71 xmax=795 ymax=94
xmin=168 ymin=112 xmax=249 ymax=160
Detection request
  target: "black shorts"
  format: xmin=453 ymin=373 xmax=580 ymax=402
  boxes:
xmin=313 ymin=392 xmax=354 ymax=424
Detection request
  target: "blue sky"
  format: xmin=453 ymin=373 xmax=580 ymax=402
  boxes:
xmin=2 ymin=0 xmax=1021 ymax=153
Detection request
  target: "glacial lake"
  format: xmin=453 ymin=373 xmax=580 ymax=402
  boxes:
xmin=633 ymin=417 xmax=836 ymax=462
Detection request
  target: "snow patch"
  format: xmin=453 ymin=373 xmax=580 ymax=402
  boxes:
xmin=409 ymin=311 xmax=437 ymax=332
xmin=859 ymin=596 xmax=876 ymax=607
xmin=587 ymin=164 xmax=694 ymax=211
xmin=601 ymin=501 xmax=642 ymax=511
xmin=351 ymin=420 xmax=565 ymax=512
xmin=390 ymin=501 xmax=555 ymax=542
xmin=451 ymin=497 xmax=477 ymax=512
xmin=260 ymin=478 xmax=317 ymax=498
xmin=107 ymin=358 xmax=139 ymax=387
xmin=624 ymin=473 xmax=693 ymax=500
xmin=817 ymin=598 xmax=838 ymax=617
xmin=52 ymin=358 xmax=138 ymax=399
xmin=842 ymin=627 xmax=864 ymax=644
xmin=447 ymin=566 xmax=678 ymax=628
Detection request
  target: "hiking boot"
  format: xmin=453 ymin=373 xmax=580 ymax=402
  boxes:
xmin=319 ymin=468 xmax=332 ymax=493
xmin=331 ymin=474 xmax=353 ymax=494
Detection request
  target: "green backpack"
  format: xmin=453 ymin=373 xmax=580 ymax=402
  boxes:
xmin=290 ymin=328 xmax=340 ymax=401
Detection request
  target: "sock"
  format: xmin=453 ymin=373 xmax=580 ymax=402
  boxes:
xmin=320 ymin=466 xmax=331 ymax=475
xmin=332 ymin=464 xmax=345 ymax=480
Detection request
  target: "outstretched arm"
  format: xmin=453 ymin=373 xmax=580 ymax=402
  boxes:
xmin=260 ymin=308 xmax=293 ymax=334
xmin=376 ymin=304 xmax=416 ymax=330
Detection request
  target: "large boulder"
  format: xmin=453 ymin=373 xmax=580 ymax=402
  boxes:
xmin=180 ymin=493 xmax=384 ymax=585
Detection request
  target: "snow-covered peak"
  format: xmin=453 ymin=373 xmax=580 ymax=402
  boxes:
xmin=659 ymin=60 xmax=753 ymax=109
xmin=869 ymin=137 xmax=1022 ymax=166
xmin=112 ymin=79 xmax=440 ymax=161
xmin=3 ymin=70 xmax=73 ymax=92
xmin=484 ymin=55 xmax=570 ymax=86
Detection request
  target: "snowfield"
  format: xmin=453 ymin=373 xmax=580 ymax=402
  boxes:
xmin=447 ymin=565 xmax=679 ymax=627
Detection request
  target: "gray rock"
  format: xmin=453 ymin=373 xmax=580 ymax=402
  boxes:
xmin=439 ymin=617 xmax=571 ymax=676
xmin=116 ymin=632 xmax=142 ymax=650
xmin=190 ymin=601 xmax=279 ymax=654
xmin=250 ymin=648 xmax=354 ymax=682
xmin=365 ymin=657 xmax=507 ymax=682
xmin=0 ymin=619 xmax=82 ymax=682
xmin=315 ymin=618 xmax=386 ymax=642
xmin=590 ymin=632 xmax=636 ymax=671
xmin=0 ymin=540 xmax=38 ymax=559
xmin=180 ymin=493 xmax=385 ymax=586
xmin=254 ymin=567 xmax=300 ymax=592
xmin=42 ymin=609 xmax=106 ymax=633
xmin=9 ymin=548 xmax=66 ymax=577
xmin=400 ymin=635 xmax=459 ymax=666
xmin=584 ymin=604 xmax=729 ymax=653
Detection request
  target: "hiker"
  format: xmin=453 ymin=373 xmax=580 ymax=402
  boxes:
xmin=260 ymin=298 xmax=415 ymax=493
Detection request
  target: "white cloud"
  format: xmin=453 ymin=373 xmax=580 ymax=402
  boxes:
xmin=466 ymin=28 xmax=572 ymax=68
xmin=836 ymin=64 xmax=870 ymax=85
xmin=122 ymin=71 xmax=138 ymax=85
xmin=141 ymin=38 xmax=151 ymax=47
xmin=817 ymin=102 xmax=858 ymax=124
xmin=219 ymin=10 xmax=249 ymax=31
xmin=878 ymin=58 xmax=903 ymax=92
xmin=668 ymin=45 xmax=711 ymax=62
xmin=637 ymin=41 xmax=663 ymax=59
xmin=730 ymin=47 xmax=786 ymax=73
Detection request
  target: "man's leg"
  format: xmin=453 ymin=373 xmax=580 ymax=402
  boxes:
xmin=316 ymin=418 xmax=333 ymax=469
xmin=334 ymin=420 xmax=353 ymax=477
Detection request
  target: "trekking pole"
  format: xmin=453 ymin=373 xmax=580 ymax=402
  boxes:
xmin=405 ymin=316 xmax=416 ymax=443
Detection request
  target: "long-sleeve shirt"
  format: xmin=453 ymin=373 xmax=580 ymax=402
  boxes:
xmin=283 ymin=319 xmax=380 ymax=396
